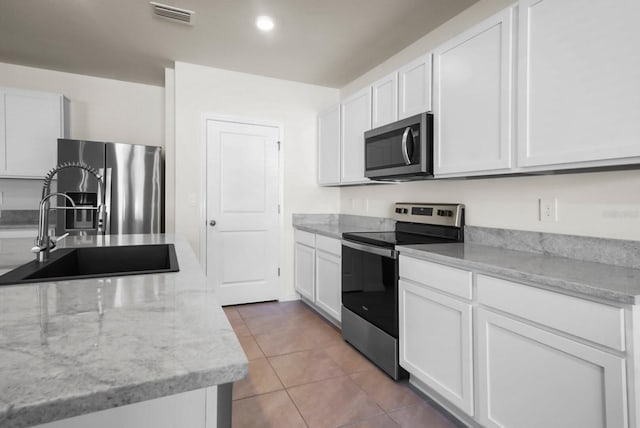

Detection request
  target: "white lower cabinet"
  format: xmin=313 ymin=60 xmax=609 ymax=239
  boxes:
xmin=399 ymin=279 xmax=474 ymax=415
xmin=399 ymin=255 xmax=632 ymax=428
xmin=294 ymin=230 xmax=315 ymax=301
xmin=477 ymin=308 xmax=627 ymax=428
xmin=314 ymin=235 xmax=342 ymax=321
xmin=294 ymin=229 xmax=341 ymax=324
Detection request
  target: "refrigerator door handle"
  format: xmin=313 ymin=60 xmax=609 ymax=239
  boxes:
xmin=103 ymin=167 xmax=112 ymax=235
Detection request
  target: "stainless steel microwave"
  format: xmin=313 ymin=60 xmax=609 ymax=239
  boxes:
xmin=364 ymin=112 xmax=433 ymax=181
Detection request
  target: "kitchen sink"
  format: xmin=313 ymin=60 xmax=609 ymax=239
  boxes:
xmin=0 ymin=244 xmax=179 ymax=286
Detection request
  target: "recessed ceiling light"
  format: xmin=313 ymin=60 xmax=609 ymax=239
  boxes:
xmin=256 ymin=15 xmax=274 ymax=32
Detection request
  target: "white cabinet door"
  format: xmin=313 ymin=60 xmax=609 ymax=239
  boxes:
xmin=517 ymin=0 xmax=640 ymax=168
xmin=317 ymin=104 xmax=341 ymax=186
xmin=371 ymin=72 xmax=398 ymax=128
xmin=398 ymin=55 xmax=432 ymax=119
xmin=0 ymin=88 xmax=68 ymax=178
xmin=477 ymin=308 xmax=627 ymax=428
xmin=294 ymin=242 xmax=315 ymax=301
xmin=399 ymin=280 xmax=473 ymax=415
xmin=315 ymin=249 xmax=341 ymax=322
xmin=433 ymin=7 xmax=514 ymax=176
xmin=341 ymin=87 xmax=371 ymax=184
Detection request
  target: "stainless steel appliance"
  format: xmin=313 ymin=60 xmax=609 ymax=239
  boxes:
xmin=341 ymin=203 xmax=464 ymax=380
xmin=364 ymin=112 xmax=433 ymax=181
xmin=56 ymin=139 xmax=164 ymax=235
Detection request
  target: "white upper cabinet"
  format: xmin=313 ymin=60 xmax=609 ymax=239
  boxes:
xmin=518 ymin=0 xmax=640 ymax=168
xmin=317 ymin=104 xmax=341 ymax=186
xmin=433 ymin=7 xmax=514 ymax=176
xmin=371 ymin=72 xmax=398 ymax=128
xmin=0 ymin=87 xmax=69 ymax=178
xmin=398 ymin=55 xmax=432 ymax=119
xmin=340 ymin=87 xmax=372 ymax=184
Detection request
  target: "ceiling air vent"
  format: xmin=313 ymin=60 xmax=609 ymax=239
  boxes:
xmin=150 ymin=2 xmax=195 ymax=25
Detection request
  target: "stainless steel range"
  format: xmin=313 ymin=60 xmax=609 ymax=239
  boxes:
xmin=341 ymin=203 xmax=465 ymax=380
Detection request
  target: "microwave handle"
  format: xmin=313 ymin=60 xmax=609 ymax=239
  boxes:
xmin=401 ymin=127 xmax=413 ymax=165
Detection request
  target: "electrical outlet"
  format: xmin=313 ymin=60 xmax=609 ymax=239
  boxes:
xmin=539 ymin=198 xmax=557 ymax=222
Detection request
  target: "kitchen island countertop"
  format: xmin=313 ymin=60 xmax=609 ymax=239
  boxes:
xmin=398 ymin=242 xmax=640 ymax=305
xmin=0 ymin=234 xmax=248 ymax=428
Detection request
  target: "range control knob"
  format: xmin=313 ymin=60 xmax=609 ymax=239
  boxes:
xmin=395 ymin=208 xmax=402 ymax=214
xmin=402 ymin=208 xmax=408 ymax=214
xmin=437 ymin=210 xmax=454 ymax=217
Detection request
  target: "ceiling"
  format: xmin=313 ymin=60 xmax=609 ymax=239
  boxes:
xmin=0 ymin=0 xmax=478 ymax=88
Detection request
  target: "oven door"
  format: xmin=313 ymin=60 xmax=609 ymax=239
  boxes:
xmin=341 ymin=240 xmax=399 ymax=337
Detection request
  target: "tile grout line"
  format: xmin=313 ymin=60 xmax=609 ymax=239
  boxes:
xmin=256 ymin=306 xmax=310 ymax=427
xmin=230 ymin=302 xmax=417 ymax=427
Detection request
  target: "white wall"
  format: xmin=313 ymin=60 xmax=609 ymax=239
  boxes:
xmin=0 ymin=62 xmax=164 ymax=210
xmin=340 ymin=0 xmax=640 ymax=241
xmin=172 ymin=62 xmax=340 ymax=299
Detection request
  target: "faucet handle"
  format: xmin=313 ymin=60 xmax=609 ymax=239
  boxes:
xmin=55 ymin=233 xmax=70 ymax=243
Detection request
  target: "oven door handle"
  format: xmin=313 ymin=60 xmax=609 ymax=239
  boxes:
xmin=401 ymin=127 xmax=413 ymax=165
xmin=342 ymin=239 xmax=398 ymax=259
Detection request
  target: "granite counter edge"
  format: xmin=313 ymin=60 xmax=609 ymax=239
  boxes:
xmin=293 ymin=224 xmax=342 ymax=239
xmin=1 ymin=361 xmax=248 ymax=428
xmin=397 ymin=245 xmax=639 ymax=305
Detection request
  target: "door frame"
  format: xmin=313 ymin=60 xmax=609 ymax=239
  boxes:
xmin=199 ymin=113 xmax=284 ymax=299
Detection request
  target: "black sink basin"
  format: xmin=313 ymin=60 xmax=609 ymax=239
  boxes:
xmin=0 ymin=244 xmax=179 ymax=286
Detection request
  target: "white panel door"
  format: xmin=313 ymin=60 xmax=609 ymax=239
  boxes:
xmin=477 ymin=309 xmax=627 ymax=428
xmin=371 ymin=72 xmax=398 ymax=128
xmin=341 ymin=87 xmax=371 ymax=184
xmin=294 ymin=242 xmax=315 ymax=301
xmin=518 ymin=0 xmax=640 ymax=167
xmin=317 ymin=104 xmax=341 ymax=186
xmin=206 ymin=119 xmax=280 ymax=305
xmin=433 ymin=8 xmax=514 ymax=176
xmin=399 ymin=280 xmax=474 ymax=415
xmin=1 ymin=88 xmax=66 ymax=178
xmin=398 ymin=55 xmax=432 ymax=119
xmin=315 ymin=249 xmax=341 ymax=322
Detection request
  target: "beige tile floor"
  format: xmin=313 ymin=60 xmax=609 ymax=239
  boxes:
xmin=224 ymin=301 xmax=460 ymax=428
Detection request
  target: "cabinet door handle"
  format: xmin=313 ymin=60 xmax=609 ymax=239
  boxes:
xmin=209 ymin=220 xmax=217 ymax=227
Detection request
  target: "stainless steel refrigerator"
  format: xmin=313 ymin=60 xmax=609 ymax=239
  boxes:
xmin=56 ymin=139 xmax=164 ymax=236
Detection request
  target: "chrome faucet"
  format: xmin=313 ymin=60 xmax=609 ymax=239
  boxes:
xmin=33 ymin=162 xmax=106 ymax=263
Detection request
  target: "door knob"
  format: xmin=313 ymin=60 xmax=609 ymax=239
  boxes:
xmin=209 ymin=220 xmax=217 ymax=226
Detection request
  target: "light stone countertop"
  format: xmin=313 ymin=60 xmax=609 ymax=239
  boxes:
xmin=292 ymin=213 xmax=395 ymax=239
xmin=398 ymin=243 xmax=640 ymax=305
xmin=293 ymin=223 xmax=389 ymax=239
xmin=0 ymin=234 xmax=248 ymax=428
